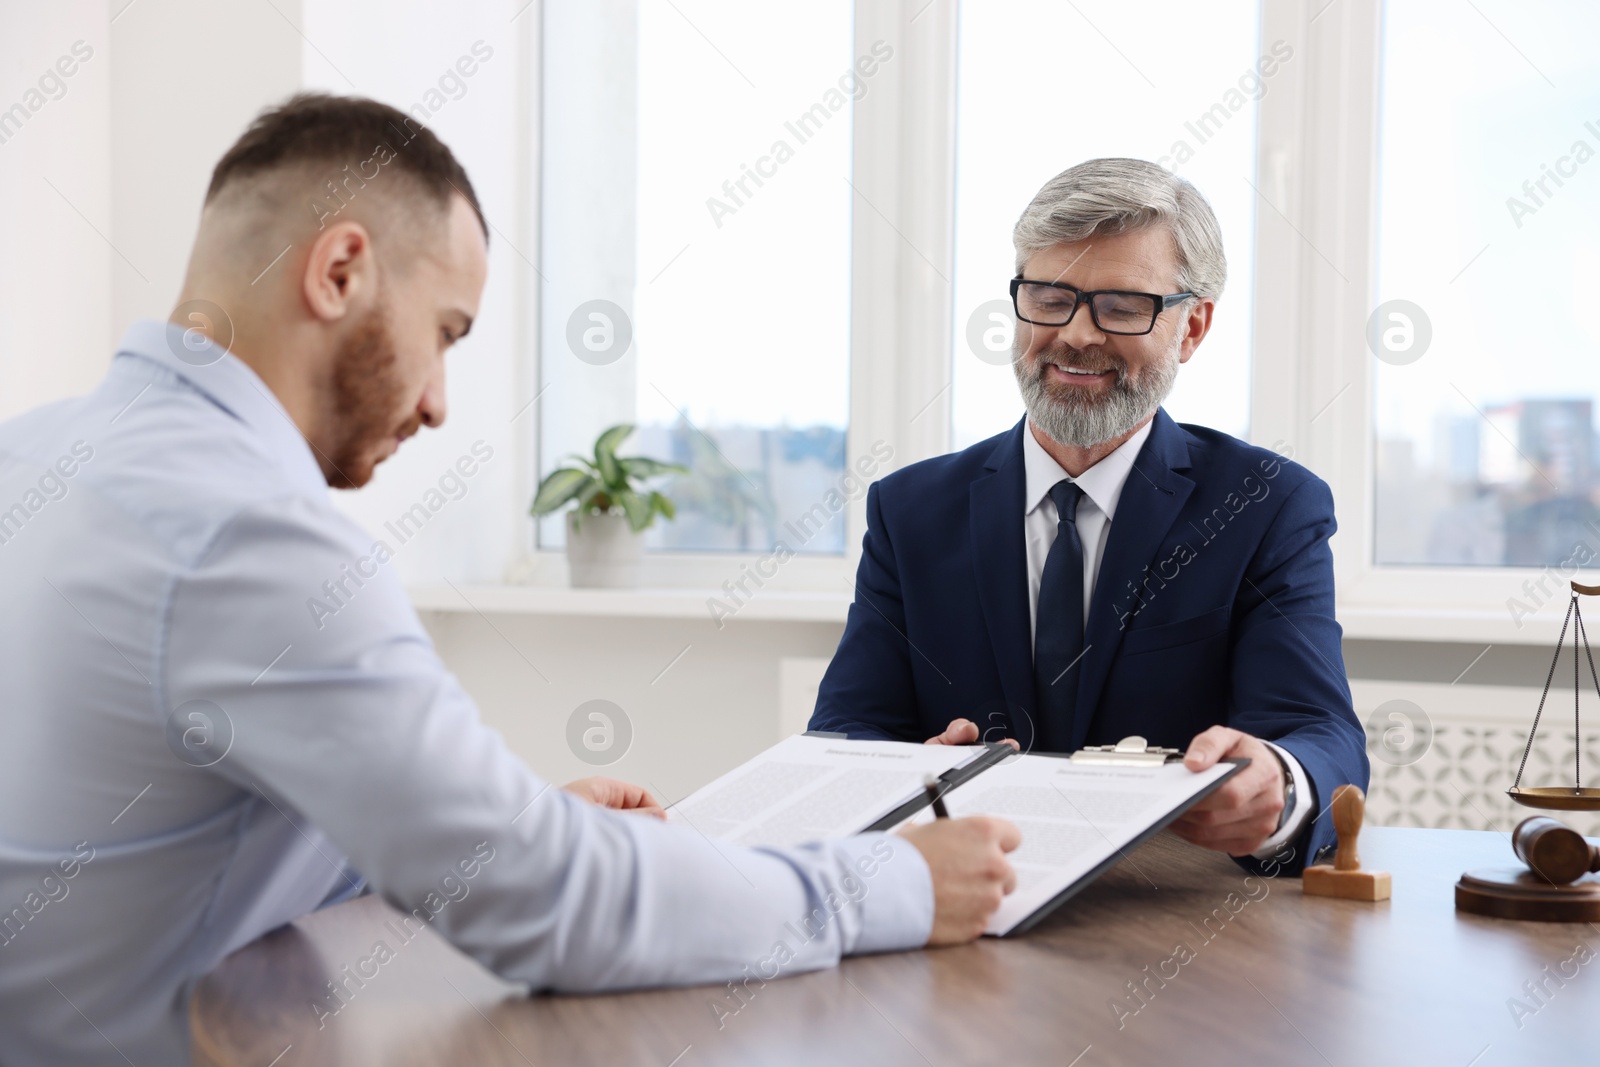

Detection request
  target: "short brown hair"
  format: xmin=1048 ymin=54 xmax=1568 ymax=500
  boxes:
xmin=206 ymin=92 xmax=487 ymax=241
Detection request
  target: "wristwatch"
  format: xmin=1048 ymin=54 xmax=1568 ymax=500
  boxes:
xmin=1268 ymin=745 xmax=1295 ymax=833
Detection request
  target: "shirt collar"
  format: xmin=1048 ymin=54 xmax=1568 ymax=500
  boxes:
xmin=113 ymin=319 xmax=329 ymax=497
xmin=1022 ymin=417 xmax=1155 ymax=521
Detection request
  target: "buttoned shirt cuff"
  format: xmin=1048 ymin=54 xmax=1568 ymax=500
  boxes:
xmin=1249 ymin=742 xmax=1313 ymax=861
xmin=840 ymin=833 xmax=934 ymax=955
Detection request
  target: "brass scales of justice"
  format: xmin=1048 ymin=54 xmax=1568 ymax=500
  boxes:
xmin=1506 ymin=579 xmax=1600 ymax=811
xmin=1455 ymin=580 xmax=1600 ymax=922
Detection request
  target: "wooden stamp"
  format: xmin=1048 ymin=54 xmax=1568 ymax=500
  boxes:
xmin=1302 ymin=784 xmax=1392 ymax=901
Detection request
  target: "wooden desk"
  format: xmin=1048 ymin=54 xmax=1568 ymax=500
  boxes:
xmin=192 ymin=828 xmax=1594 ymax=1066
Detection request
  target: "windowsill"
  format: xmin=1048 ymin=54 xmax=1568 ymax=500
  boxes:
xmin=407 ymin=583 xmax=853 ymax=623
xmin=410 ymin=588 xmax=1560 ymax=643
xmin=1337 ymin=604 xmax=1568 ymax=646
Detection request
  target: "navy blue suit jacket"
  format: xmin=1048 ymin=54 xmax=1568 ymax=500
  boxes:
xmin=809 ymin=410 xmax=1368 ymax=874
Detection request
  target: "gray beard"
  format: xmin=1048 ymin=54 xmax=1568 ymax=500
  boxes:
xmin=1012 ymin=337 xmax=1180 ymax=449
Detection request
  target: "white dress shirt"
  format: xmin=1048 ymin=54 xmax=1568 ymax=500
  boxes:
xmin=1020 ymin=421 xmax=1311 ymax=860
xmin=0 ymin=322 xmax=932 ymax=1066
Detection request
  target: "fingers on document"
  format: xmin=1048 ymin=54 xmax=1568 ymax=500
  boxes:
xmin=927 ymin=718 xmax=980 ymax=745
xmin=971 ymin=816 xmax=1021 ymax=897
xmin=979 ymin=815 xmax=1023 ymax=853
xmin=1183 ymin=725 xmax=1241 ymax=769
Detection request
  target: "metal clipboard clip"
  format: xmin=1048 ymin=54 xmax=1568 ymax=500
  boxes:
xmin=1068 ymin=735 xmax=1183 ymax=766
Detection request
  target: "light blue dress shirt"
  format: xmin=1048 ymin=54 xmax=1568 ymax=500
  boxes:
xmin=0 ymin=321 xmax=933 ymax=1066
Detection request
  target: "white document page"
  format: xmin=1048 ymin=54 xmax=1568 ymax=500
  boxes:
xmin=919 ymin=754 xmax=1236 ymax=935
xmin=666 ymin=735 xmax=984 ymax=848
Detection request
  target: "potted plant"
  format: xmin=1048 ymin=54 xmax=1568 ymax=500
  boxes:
xmin=531 ymin=424 xmax=685 ymax=588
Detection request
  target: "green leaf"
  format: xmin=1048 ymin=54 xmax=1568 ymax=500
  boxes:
xmin=594 ymin=423 xmax=635 ymax=459
xmin=576 ymin=481 xmax=608 ymax=515
xmin=594 ymin=424 xmax=634 ymax=488
xmin=530 ymin=468 xmax=593 ymax=516
xmin=649 ymin=490 xmax=675 ymax=521
xmin=621 ymin=457 xmax=688 ymax=480
xmin=616 ymin=488 xmax=653 ymax=532
xmin=541 ymin=424 xmax=682 ymax=528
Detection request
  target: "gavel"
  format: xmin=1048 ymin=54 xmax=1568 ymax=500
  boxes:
xmin=1513 ymin=816 xmax=1600 ymax=885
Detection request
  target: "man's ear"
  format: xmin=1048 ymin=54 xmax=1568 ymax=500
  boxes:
xmin=1177 ymin=298 xmax=1215 ymax=364
xmin=302 ymin=220 xmax=374 ymax=323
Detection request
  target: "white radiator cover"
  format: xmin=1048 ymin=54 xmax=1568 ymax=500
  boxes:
xmin=1352 ymin=680 xmax=1600 ymax=837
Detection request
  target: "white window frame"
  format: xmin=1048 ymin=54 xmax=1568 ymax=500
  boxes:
xmin=503 ymin=0 xmax=956 ymax=598
xmin=1254 ymin=0 xmax=1569 ymax=646
xmin=485 ymin=0 xmax=1562 ymax=642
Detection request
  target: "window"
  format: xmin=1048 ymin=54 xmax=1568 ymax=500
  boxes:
xmin=1373 ymin=0 xmax=1600 ymax=568
xmin=949 ymin=0 xmax=1263 ymax=450
xmin=539 ymin=1 xmax=856 ymax=554
xmin=298 ymin=0 xmax=1578 ymax=633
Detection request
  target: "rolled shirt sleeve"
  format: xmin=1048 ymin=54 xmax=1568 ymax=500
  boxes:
xmin=163 ymin=497 xmax=933 ymax=990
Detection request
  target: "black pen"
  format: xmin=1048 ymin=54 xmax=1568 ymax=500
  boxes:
xmin=922 ymin=774 xmax=950 ymax=818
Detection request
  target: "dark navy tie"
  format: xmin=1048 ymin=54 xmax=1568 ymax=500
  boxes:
xmin=1034 ymin=480 xmax=1086 ymax=752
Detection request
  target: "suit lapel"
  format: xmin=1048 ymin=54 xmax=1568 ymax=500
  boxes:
xmin=1071 ymin=410 xmax=1195 ymax=751
xmin=969 ymin=422 xmax=1035 ymax=748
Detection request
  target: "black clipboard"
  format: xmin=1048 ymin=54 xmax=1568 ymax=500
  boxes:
xmin=836 ymin=731 xmax=1248 ymax=937
xmin=860 ymin=741 xmax=1017 ymax=833
xmin=998 ymin=754 xmax=1248 ymax=937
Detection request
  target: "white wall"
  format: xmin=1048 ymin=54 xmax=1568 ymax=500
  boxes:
xmin=108 ymin=0 xmax=304 ymax=335
xmin=424 ymin=609 xmax=845 ymax=802
xmin=1 ymin=0 xmax=303 ymax=416
xmin=0 ymin=2 xmax=112 ymax=419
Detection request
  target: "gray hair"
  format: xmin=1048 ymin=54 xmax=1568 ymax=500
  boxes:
xmin=1012 ymin=158 xmax=1227 ymax=300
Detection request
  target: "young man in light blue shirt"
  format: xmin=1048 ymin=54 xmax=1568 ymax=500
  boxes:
xmin=0 ymin=93 xmax=1019 ymax=1066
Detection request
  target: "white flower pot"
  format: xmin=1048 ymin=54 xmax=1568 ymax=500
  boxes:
xmin=566 ymin=511 xmax=644 ymax=588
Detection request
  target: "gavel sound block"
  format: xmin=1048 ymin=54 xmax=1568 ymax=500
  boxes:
xmin=1302 ymin=784 xmax=1392 ymax=901
xmin=1456 ymin=816 xmax=1600 ymax=922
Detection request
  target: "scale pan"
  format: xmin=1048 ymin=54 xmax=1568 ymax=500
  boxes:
xmin=1507 ymin=786 xmax=1600 ymax=811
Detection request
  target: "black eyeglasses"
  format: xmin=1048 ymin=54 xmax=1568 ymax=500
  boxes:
xmin=1009 ymin=277 xmax=1195 ymax=336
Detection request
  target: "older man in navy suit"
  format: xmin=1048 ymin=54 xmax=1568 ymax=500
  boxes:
xmin=810 ymin=158 xmax=1367 ymax=873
